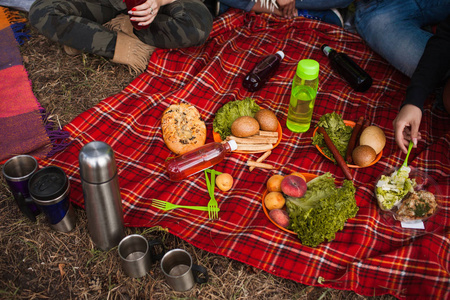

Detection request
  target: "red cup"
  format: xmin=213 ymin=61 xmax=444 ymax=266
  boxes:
xmin=124 ymin=0 xmax=150 ymax=30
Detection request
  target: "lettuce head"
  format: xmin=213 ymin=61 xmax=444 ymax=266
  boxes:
xmin=286 ymin=173 xmax=358 ymax=247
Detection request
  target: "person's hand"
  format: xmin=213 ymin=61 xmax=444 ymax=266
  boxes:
xmin=276 ymin=0 xmax=297 ymax=18
xmin=393 ymin=104 xmax=422 ymax=154
xmin=128 ymin=0 xmax=172 ymax=27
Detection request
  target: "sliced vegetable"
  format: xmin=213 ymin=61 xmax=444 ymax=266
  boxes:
xmin=376 ymin=166 xmax=416 ymax=210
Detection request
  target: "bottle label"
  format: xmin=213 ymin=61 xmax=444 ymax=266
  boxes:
xmin=322 ymin=46 xmax=332 ymax=57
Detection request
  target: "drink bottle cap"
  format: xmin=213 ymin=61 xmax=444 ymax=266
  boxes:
xmin=227 ymin=140 xmax=238 ymax=151
xmin=296 ymin=59 xmax=319 ymax=80
xmin=275 ymin=51 xmax=285 ymax=59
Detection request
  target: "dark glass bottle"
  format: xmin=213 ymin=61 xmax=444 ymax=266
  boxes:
xmin=321 ymin=44 xmax=372 ymax=92
xmin=243 ymin=51 xmax=285 ymax=92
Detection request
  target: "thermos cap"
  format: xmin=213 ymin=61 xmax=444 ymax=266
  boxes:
xmin=79 ymin=141 xmax=117 ymax=184
xmin=296 ymin=59 xmax=319 ymax=80
xmin=28 ymin=166 xmax=69 ymax=201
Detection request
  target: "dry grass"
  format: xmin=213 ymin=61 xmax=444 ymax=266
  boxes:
xmin=0 ymin=23 xmax=398 ymax=299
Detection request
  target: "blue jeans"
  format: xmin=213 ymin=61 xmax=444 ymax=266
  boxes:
xmin=218 ymin=0 xmax=353 ymax=15
xmin=355 ymin=0 xmax=450 ymax=78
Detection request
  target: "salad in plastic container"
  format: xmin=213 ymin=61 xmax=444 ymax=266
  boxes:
xmin=376 ymin=166 xmax=416 ymax=211
xmin=375 ymin=167 xmax=443 ymax=234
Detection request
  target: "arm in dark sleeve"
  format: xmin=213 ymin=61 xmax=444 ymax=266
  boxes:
xmin=404 ymin=15 xmax=450 ymax=110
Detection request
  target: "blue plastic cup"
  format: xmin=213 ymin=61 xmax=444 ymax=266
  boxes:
xmin=28 ymin=166 xmax=76 ymax=232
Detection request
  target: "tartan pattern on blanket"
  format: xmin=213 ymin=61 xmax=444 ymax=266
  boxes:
xmin=43 ymin=9 xmax=449 ymax=299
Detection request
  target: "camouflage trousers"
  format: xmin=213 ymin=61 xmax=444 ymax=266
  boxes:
xmin=29 ymin=0 xmax=213 ymax=58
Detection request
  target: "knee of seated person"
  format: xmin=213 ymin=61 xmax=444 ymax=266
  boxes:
xmin=355 ymin=5 xmax=397 ymax=38
xmin=28 ymin=0 xmax=45 ymax=27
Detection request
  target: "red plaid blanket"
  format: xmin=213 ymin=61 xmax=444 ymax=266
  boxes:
xmin=43 ymin=9 xmax=449 ymax=299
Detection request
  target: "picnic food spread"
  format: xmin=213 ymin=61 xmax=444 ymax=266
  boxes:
xmin=6 ymin=9 xmax=449 ymax=299
xmin=161 ymin=103 xmax=207 ymax=155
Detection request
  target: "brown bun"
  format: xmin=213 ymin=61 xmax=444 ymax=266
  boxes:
xmin=161 ymin=103 xmax=206 ymax=155
xmin=231 ymin=116 xmax=260 ymax=137
xmin=254 ymin=109 xmax=278 ymax=131
xmin=359 ymin=126 xmax=386 ymax=154
xmin=352 ymin=145 xmax=376 ymax=167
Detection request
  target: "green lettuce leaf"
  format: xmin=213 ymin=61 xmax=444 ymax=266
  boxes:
xmin=286 ymin=173 xmax=358 ymax=247
xmin=311 ymin=112 xmax=353 ymax=163
xmin=213 ymin=98 xmax=260 ymax=140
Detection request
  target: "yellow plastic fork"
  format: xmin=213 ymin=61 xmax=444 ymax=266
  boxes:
xmin=204 ymin=169 xmax=221 ymax=220
xmin=151 ymin=199 xmax=218 ymax=212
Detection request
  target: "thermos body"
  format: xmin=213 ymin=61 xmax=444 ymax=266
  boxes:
xmin=81 ymin=174 xmax=125 ymax=250
xmin=79 ymin=141 xmax=125 ymax=251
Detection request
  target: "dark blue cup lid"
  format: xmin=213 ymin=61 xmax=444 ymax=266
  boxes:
xmin=28 ymin=166 xmax=68 ymax=201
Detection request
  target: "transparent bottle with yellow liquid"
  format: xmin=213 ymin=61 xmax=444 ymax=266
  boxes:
xmin=286 ymin=59 xmax=319 ymax=133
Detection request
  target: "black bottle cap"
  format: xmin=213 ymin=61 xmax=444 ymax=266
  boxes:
xmin=28 ymin=166 xmax=68 ymax=201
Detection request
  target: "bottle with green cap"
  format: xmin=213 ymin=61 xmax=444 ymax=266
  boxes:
xmin=286 ymin=59 xmax=320 ymax=133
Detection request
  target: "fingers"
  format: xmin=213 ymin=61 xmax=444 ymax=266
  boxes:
xmin=128 ymin=0 xmax=159 ymax=26
xmin=393 ymin=120 xmax=408 ymax=154
xmin=393 ymin=104 xmax=423 ymax=154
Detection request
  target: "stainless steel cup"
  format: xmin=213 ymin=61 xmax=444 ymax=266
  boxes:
xmin=118 ymin=234 xmax=166 ymax=278
xmin=160 ymin=249 xmax=208 ymax=292
xmin=2 ymin=155 xmax=40 ymax=221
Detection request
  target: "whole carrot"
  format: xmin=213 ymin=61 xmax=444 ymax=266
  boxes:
xmin=318 ymin=127 xmax=353 ymax=180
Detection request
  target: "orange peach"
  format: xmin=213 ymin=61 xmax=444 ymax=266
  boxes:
xmin=266 ymin=174 xmax=285 ymax=192
xmin=264 ymin=191 xmax=285 ymax=210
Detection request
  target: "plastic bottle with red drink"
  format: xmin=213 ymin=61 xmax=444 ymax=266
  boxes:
xmin=165 ymin=140 xmax=237 ymax=181
xmin=243 ymin=51 xmax=285 ymax=92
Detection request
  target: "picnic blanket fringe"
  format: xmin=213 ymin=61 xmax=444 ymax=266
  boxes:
xmin=2 ymin=7 xmax=30 ymax=44
xmin=40 ymin=109 xmax=71 ymax=158
xmin=10 ymin=22 xmax=30 ymax=45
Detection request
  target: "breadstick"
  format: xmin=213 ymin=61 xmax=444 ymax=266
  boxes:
xmin=227 ymin=136 xmax=278 ymax=144
xmin=237 ymin=144 xmax=274 ymax=151
xmin=249 ymin=150 xmax=272 ymax=171
xmin=247 ymin=160 xmax=275 ymax=170
xmin=257 ymin=130 xmax=279 ymax=137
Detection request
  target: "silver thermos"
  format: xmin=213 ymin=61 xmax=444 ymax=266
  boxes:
xmin=79 ymin=141 xmax=125 ymax=251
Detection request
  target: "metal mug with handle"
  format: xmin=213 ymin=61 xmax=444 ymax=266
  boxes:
xmin=2 ymin=155 xmax=41 ymax=221
xmin=160 ymin=248 xmax=208 ymax=292
xmin=118 ymin=234 xmax=166 ymax=278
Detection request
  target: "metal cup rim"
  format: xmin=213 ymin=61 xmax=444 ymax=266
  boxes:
xmin=118 ymin=234 xmax=149 ymax=261
xmin=2 ymin=155 xmax=38 ymax=182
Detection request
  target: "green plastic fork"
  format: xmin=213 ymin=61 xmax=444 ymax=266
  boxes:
xmin=151 ymin=199 xmax=219 ymax=212
xmin=204 ymin=169 xmax=222 ymax=220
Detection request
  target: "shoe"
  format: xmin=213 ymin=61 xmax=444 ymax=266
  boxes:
xmin=298 ymin=8 xmax=344 ymax=27
xmin=63 ymin=45 xmax=82 ymax=56
xmin=111 ymin=32 xmax=155 ymax=74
